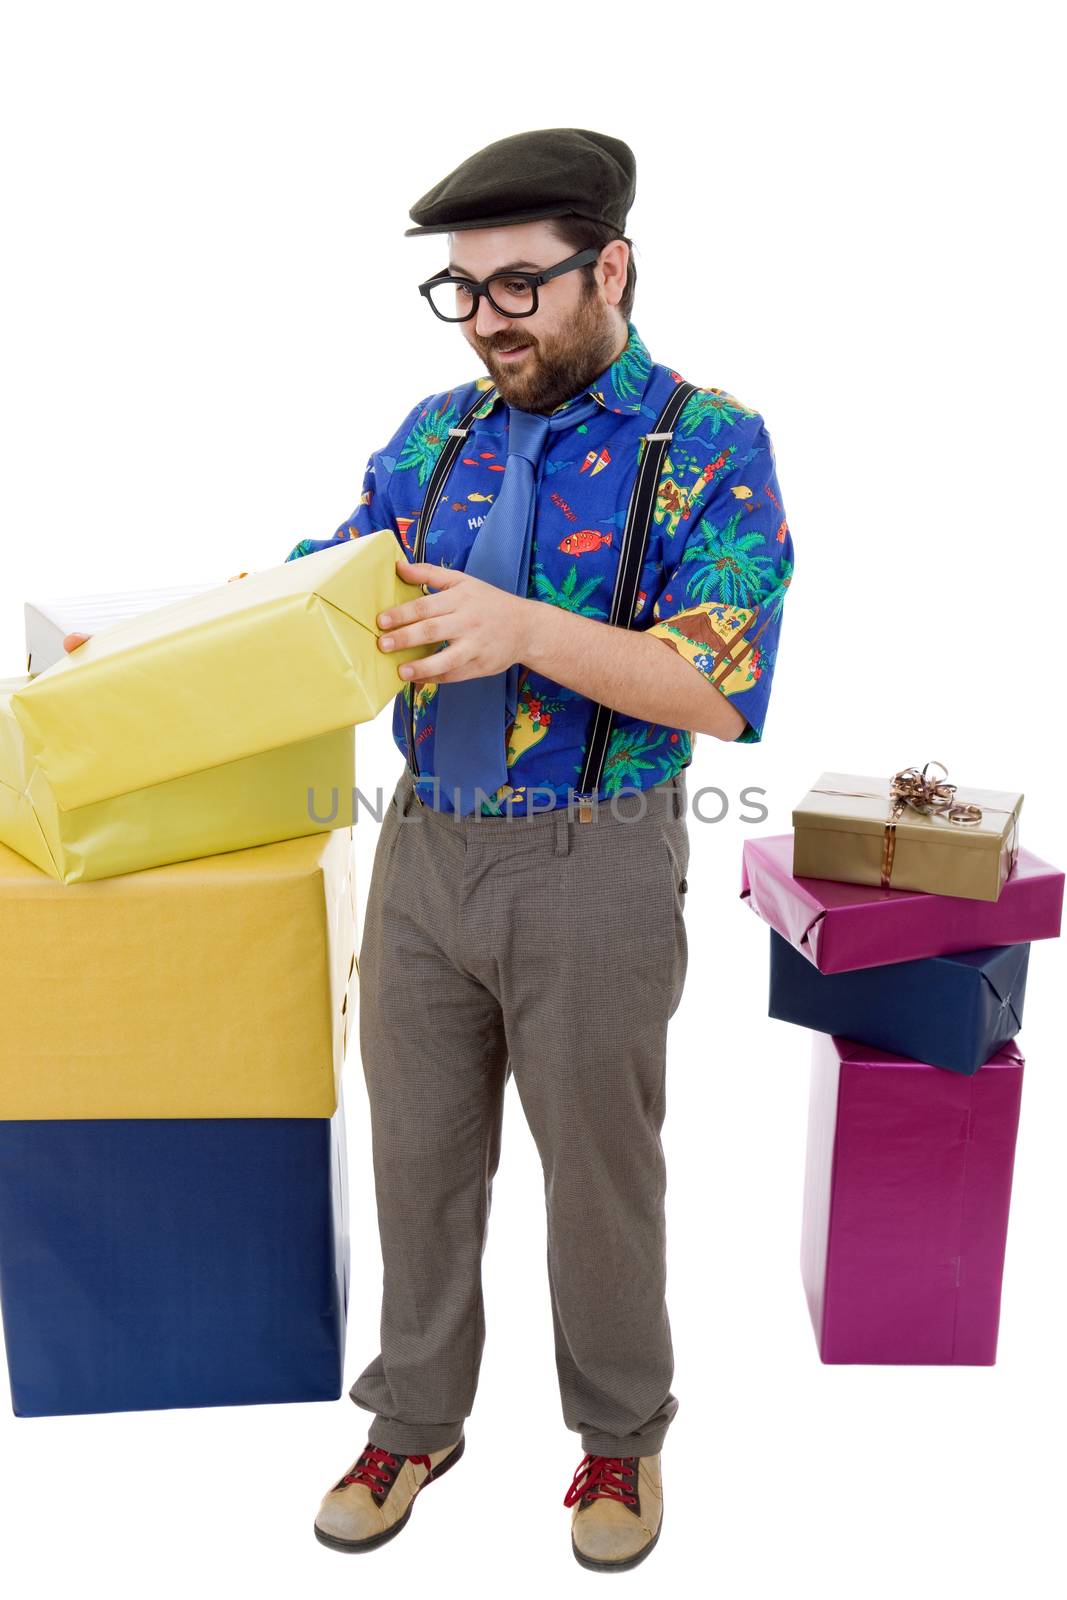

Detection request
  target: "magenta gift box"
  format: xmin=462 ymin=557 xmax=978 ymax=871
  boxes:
xmin=741 ymin=834 xmax=1063 ymax=973
xmin=801 ymin=1032 xmax=1024 ymax=1364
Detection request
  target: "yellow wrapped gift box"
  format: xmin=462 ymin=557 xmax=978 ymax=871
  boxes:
xmin=10 ymin=530 xmax=428 ymax=812
xmin=1 ymin=674 xmax=357 ymax=884
xmin=0 ymin=825 xmax=357 ymax=1119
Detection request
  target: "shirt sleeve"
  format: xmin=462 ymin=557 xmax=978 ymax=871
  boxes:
xmin=283 ymin=394 xmax=432 ymax=563
xmin=645 ymin=409 xmax=794 ymax=743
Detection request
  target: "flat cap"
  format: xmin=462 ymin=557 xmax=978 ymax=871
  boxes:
xmin=404 ymin=127 xmax=635 ymax=237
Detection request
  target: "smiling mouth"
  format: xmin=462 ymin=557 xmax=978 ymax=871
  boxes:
xmin=496 ymin=343 xmax=532 ymax=359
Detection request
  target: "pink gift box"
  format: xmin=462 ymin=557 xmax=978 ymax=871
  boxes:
xmin=801 ymin=1032 xmax=1024 ymax=1365
xmin=741 ymin=833 xmax=1063 ymax=974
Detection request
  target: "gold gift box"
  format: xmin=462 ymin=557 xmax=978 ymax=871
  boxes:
xmin=0 ymin=826 xmax=356 ymax=1119
xmin=1 ymin=674 xmax=357 ymax=884
xmin=9 ymin=530 xmax=426 ymax=812
xmin=793 ymin=769 xmax=1024 ymax=902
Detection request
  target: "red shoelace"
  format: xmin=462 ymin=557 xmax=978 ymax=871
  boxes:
xmin=563 ymin=1454 xmax=637 ymax=1508
xmin=339 ymin=1444 xmax=431 ymax=1491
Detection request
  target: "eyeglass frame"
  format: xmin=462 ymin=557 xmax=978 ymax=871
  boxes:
xmin=418 ymin=247 xmax=603 ymax=322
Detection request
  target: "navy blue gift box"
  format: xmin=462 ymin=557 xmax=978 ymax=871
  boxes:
xmin=768 ymin=927 xmax=1028 ymax=1074
xmin=0 ymin=1100 xmax=349 ymax=1417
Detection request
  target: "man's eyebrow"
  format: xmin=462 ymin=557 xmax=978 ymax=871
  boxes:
xmin=447 ymin=259 xmax=544 ymax=278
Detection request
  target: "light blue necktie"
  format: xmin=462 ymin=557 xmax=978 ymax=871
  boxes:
xmin=429 ymin=393 xmax=601 ymax=814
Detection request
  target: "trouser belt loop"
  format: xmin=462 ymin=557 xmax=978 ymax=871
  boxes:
xmin=672 ymin=781 xmax=682 ymax=820
xmin=555 ymin=808 xmax=571 ymax=857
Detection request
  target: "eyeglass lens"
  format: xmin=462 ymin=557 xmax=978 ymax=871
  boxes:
xmin=428 ymin=274 xmax=536 ymax=321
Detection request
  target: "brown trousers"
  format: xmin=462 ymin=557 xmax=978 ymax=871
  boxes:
xmin=349 ymin=763 xmax=690 ymax=1457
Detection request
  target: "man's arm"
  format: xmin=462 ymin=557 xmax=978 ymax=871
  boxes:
xmin=638 ymin=409 xmax=794 ymax=745
xmin=516 ymin=403 xmax=793 ymax=743
xmin=518 ymin=604 xmax=747 ymax=741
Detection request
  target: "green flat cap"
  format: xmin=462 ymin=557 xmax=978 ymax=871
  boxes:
xmin=404 ymin=127 xmax=635 ymax=237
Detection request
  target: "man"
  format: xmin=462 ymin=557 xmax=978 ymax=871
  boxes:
xmin=64 ymin=128 xmax=793 ymax=1572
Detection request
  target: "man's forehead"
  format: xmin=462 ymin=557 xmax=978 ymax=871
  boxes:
xmin=446 ymin=223 xmax=558 ymax=276
xmin=447 ymin=254 xmax=546 ymax=277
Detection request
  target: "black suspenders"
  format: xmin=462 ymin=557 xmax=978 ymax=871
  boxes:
xmin=574 ymin=378 xmax=696 ymax=808
xmin=404 ymin=377 xmax=699 ymax=808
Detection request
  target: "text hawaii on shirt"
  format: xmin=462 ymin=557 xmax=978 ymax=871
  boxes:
xmin=286 ymin=322 xmax=794 ymax=816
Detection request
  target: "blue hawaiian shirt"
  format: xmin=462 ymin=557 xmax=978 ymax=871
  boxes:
xmin=285 ymin=321 xmax=794 ymax=815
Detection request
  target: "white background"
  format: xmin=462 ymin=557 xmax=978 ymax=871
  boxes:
xmin=1 ymin=2 xmax=1063 ymax=1596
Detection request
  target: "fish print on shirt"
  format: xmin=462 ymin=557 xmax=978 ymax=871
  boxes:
xmin=284 ymin=322 xmax=794 ymax=815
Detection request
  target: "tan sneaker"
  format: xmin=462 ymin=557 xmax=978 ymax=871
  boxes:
xmin=313 ymin=1434 xmax=465 ymax=1552
xmin=564 ymin=1452 xmax=663 ymax=1571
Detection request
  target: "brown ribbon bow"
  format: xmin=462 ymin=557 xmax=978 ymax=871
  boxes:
xmin=887 ymin=762 xmax=984 ymax=827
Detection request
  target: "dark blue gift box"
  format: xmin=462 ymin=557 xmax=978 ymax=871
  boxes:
xmin=0 ymin=1100 xmax=349 ymax=1417
xmin=768 ymin=928 xmax=1028 ymax=1074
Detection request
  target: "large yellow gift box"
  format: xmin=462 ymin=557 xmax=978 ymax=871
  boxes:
xmin=1 ymin=674 xmax=357 ymax=884
xmin=0 ymin=826 xmax=357 ymax=1119
xmin=9 ymin=530 xmax=427 ymax=812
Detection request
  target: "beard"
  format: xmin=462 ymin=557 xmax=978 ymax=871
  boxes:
xmin=472 ymin=285 xmax=624 ymax=415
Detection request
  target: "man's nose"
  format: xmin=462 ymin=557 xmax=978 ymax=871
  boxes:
xmin=472 ymin=296 xmax=514 ymax=340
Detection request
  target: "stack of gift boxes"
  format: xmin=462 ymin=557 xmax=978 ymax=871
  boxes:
xmin=741 ymin=765 xmax=1064 ymax=1367
xmin=0 ymin=532 xmax=428 ymax=1416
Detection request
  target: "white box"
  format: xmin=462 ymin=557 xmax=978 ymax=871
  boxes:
xmin=24 ymin=584 xmax=218 ymax=675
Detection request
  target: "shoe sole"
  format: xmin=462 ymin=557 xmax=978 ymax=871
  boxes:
xmin=570 ymin=1504 xmax=663 ymax=1572
xmin=313 ymin=1433 xmax=466 ymax=1553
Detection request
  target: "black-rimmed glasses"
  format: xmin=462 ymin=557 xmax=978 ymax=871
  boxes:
xmin=418 ymin=248 xmax=601 ymax=322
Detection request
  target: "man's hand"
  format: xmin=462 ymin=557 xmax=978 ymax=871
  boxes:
xmin=377 ymin=556 xmax=533 ymax=685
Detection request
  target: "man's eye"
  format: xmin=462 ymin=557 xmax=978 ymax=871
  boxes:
xmin=455 ymin=283 xmax=473 ymax=299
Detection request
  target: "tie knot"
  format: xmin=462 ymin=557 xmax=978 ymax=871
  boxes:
xmin=547 ymin=393 xmax=601 ymax=432
xmin=505 ymin=393 xmax=601 ymax=461
xmin=505 ymin=408 xmax=551 ymax=464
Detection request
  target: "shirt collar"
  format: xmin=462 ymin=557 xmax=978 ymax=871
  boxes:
xmin=470 ymin=321 xmax=655 ymax=422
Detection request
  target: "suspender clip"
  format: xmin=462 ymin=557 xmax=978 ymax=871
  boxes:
xmin=572 ymin=791 xmax=597 ymax=824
